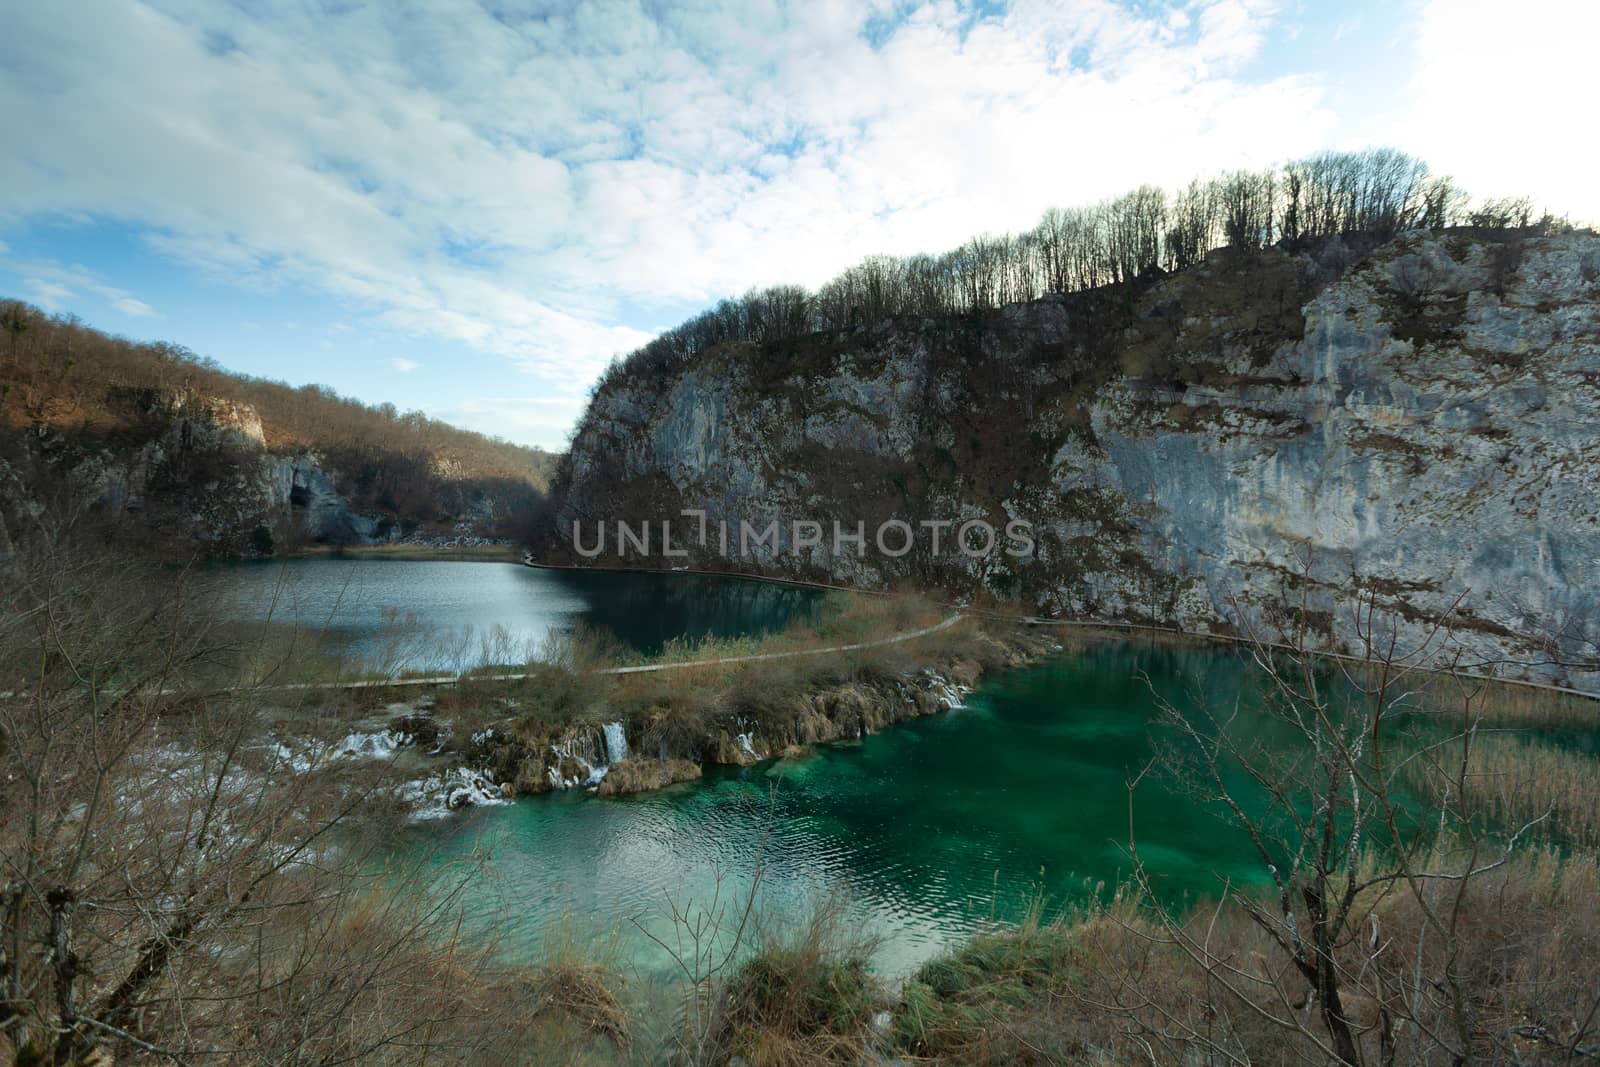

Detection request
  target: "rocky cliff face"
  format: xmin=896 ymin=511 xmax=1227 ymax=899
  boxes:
xmin=556 ymin=231 xmax=1600 ymax=691
xmin=2 ymin=390 xmax=488 ymax=556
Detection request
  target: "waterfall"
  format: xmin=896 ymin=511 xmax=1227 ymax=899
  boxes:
xmin=921 ymin=669 xmax=970 ymax=711
xmin=549 ymin=725 xmax=628 ymax=790
xmin=735 ymin=716 xmax=758 ymax=759
xmin=603 ymin=721 xmax=628 ymax=764
xmin=400 ymin=766 xmax=508 ymax=820
xmin=331 ymin=728 xmax=404 ymax=761
xmin=549 ymin=731 xmax=602 ymax=789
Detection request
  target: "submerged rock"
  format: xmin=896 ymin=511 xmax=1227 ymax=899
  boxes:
xmin=594 ymin=758 xmax=703 ymax=795
xmin=388 ymin=713 xmax=441 ymax=749
xmin=398 ymin=766 xmax=510 ymax=820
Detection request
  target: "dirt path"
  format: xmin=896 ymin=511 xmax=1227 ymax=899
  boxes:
xmin=252 ymin=613 xmax=964 ymax=692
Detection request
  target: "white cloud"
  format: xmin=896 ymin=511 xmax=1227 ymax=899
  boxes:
xmin=1394 ymin=0 xmax=1600 ymax=223
xmin=388 ymin=357 xmax=420 ymax=373
xmin=112 ymin=296 xmax=156 ymax=317
xmin=23 ymin=279 xmax=74 ymax=310
xmin=0 ymin=0 xmax=1350 ymax=444
xmin=11 ymin=258 xmax=158 ymax=319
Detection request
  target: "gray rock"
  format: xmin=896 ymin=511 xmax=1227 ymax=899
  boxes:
xmin=559 ymin=232 xmax=1600 ymax=692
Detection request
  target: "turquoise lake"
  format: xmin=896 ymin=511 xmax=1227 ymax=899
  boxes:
xmin=207 ymin=561 xmax=1594 ymax=978
xmin=396 ymin=641 xmax=1291 ymax=977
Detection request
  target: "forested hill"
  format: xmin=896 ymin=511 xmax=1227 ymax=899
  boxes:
xmin=0 ymin=302 xmax=556 ymax=557
xmin=547 ymin=149 xmax=1600 ymax=693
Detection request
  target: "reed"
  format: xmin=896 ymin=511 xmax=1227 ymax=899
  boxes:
xmin=1407 ymin=731 xmax=1600 ymax=848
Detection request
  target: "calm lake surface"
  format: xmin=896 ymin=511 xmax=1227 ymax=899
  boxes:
xmin=399 ymin=641 xmax=1301 ymax=977
xmin=211 ymin=561 xmax=1596 ymax=979
xmin=210 ymin=559 xmax=824 ymax=667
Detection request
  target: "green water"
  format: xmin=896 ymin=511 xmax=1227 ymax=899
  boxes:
xmin=400 ymin=642 xmax=1303 ymax=977
xmin=209 ymin=562 xmax=1592 ymax=977
xmin=208 ymin=559 xmax=824 ymax=666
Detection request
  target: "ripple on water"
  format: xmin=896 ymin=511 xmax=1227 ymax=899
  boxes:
xmin=397 ymin=641 xmax=1593 ymax=977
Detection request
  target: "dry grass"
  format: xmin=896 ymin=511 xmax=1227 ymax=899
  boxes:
xmin=895 ymin=901 xmax=1086 ymax=1064
xmin=708 ymin=896 xmax=885 ymax=1067
xmin=619 ymin=590 xmax=949 ymax=671
xmin=427 ymin=600 xmax=1051 ymax=799
xmin=514 ymin=919 xmax=632 ymax=1054
xmin=227 ymin=890 xmax=637 ymax=1066
xmin=510 ymin=593 xmax=978 ymax=742
xmin=891 ymin=844 xmax=1600 ymax=1065
xmin=522 ymin=961 xmax=632 ymax=1048
xmin=1369 ymin=664 xmax=1600 ymax=729
xmin=1464 ymin=680 xmax=1599 ymax=727
xmin=1409 ymin=731 xmax=1600 ymax=849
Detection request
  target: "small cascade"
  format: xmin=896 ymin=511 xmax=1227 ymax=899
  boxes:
xmin=547 ymin=734 xmax=597 ymax=789
xmin=332 ymin=728 xmax=405 ymax=761
xmin=603 ymin=721 xmax=628 ymax=764
xmin=264 ymin=741 xmax=314 ymax=774
xmin=549 ymin=724 xmax=624 ymax=790
xmin=920 ymin=669 xmax=972 ymax=711
xmin=278 ymin=725 xmax=410 ymax=770
xmin=400 ymin=766 xmax=509 ymax=820
xmin=734 ymin=716 xmax=759 ymax=760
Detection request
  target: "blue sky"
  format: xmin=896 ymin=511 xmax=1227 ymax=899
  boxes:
xmin=2 ymin=0 xmax=1594 ymax=449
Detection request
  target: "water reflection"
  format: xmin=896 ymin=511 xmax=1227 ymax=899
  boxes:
xmin=207 ymin=559 xmax=824 ymax=668
xmin=401 ymin=643 xmax=1289 ymax=977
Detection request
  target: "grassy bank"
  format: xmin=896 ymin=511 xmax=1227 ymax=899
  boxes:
xmin=348 ymin=833 xmax=1600 ymax=1065
xmin=886 ymin=843 xmax=1600 ymax=1065
xmin=442 ymin=593 xmax=1056 ymax=795
xmin=214 ymin=589 xmax=1057 ymax=800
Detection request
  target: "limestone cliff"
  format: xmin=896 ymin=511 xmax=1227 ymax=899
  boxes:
xmin=554 ymin=231 xmax=1600 ymax=691
xmin=1 ymin=300 xmax=555 ymax=557
xmin=1 ymin=388 xmax=519 ymax=556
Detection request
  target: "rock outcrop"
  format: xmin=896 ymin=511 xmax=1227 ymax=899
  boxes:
xmin=1 ymin=389 xmax=511 ymax=555
xmin=555 ymin=231 xmax=1600 ymax=691
xmin=449 ymin=631 xmax=1048 ymax=799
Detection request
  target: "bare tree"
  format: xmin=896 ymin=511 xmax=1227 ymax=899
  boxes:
xmin=0 ymin=526 xmax=523 ymax=1065
xmin=572 ymin=145 xmax=1573 ymax=448
xmin=1166 ymin=178 xmax=1220 ymax=270
xmin=1219 ymin=168 xmax=1277 ymax=250
xmin=633 ymin=785 xmax=778 ymax=1066
xmin=1118 ymin=583 xmax=1561 ymax=1065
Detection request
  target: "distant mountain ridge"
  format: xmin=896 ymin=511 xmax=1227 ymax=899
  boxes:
xmin=0 ymin=301 xmax=555 ymax=556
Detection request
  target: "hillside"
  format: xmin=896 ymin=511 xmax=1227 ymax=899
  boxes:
xmin=0 ymin=302 xmax=557 ymax=556
xmin=548 ymin=224 xmax=1600 ymax=693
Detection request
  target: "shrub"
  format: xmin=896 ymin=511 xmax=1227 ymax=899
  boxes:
xmin=711 ymin=898 xmax=884 ymax=1067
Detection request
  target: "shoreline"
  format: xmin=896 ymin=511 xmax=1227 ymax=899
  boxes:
xmin=283 ymin=543 xmax=519 ymax=563
xmin=459 ymin=615 xmax=1059 ymax=801
xmin=237 ymin=606 xmax=1594 ymax=825
xmin=278 ymin=615 xmax=1061 ymax=813
xmin=215 ymin=558 xmax=1599 ymax=816
xmin=524 ymin=554 xmax=1600 ymax=706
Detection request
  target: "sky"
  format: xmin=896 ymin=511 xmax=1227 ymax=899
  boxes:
xmin=1 ymin=0 xmax=1595 ymax=450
